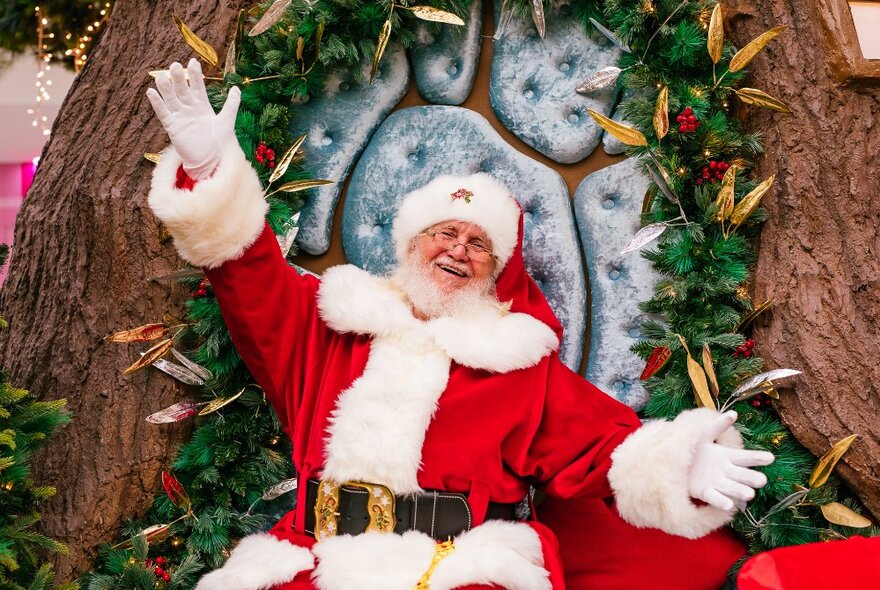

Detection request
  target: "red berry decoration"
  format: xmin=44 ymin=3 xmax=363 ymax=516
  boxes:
xmin=155 ymin=556 xmax=167 ymax=566
xmin=676 ymin=107 xmax=702 ymax=133
xmin=698 ymin=160 xmax=731 ymax=184
xmin=255 ymin=142 xmax=276 ymax=168
xmin=733 ymin=338 xmax=756 ymax=358
xmin=154 ymin=566 xmax=164 ymax=576
xmin=193 ymin=277 xmax=211 ymax=298
xmin=162 ymin=573 xmax=171 ymax=582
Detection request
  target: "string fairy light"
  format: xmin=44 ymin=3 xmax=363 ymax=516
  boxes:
xmin=29 ymin=6 xmax=53 ymax=137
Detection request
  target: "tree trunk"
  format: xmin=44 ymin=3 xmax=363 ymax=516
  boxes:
xmin=728 ymin=1 xmax=880 ymax=519
xmin=0 ymin=0 xmax=242 ymax=578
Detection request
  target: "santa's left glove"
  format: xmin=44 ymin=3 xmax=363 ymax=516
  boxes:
xmin=145 ymin=58 xmax=240 ymax=180
xmin=687 ymin=410 xmax=775 ymax=511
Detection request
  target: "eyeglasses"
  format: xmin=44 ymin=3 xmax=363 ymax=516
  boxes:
xmin=423 ymin=229 xmax=495 ymax=262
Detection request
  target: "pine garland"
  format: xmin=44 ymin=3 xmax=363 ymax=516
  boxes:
xmin=581 ymin=0 xmax=878 ymax=559
xmin=0 ymin=246 xmax=76 ymax=590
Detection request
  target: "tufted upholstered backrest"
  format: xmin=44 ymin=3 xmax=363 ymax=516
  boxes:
xmin=340 ymin=105 xmax=587 ymax=370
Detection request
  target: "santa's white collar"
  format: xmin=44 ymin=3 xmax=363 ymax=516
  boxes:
xmin=316 ymin=264 xmax=559 ymax=373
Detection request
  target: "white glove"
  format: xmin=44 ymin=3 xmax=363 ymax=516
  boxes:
xmin=687 ymin=410 xmax=775 ymax=511
xmin=146 ymin=58 xmax=241 ymax=180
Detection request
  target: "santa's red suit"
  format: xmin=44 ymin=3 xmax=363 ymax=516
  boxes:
xmin=149 ymin=143 xmax=747 ymax=590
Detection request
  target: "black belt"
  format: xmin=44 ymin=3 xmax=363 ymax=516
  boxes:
xmin=304 ymin=478 xmax=518 ymax=541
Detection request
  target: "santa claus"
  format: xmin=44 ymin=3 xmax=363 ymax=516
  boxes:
xmin=146 ymin=59 xmax=774 ymax=590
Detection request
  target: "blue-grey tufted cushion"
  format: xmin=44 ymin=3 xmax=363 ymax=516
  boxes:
xmin=341 ymin=105 xmax=587 ymax=370
xmin=409 ymin=0 xmax=483 ymax=105
xmin=489 ymin=0 xmax=620 ymax=164
xmin=290 ymin=47 xmax=410 ymax=255
xmin=574 ymin=157 xmax=660 ymax=410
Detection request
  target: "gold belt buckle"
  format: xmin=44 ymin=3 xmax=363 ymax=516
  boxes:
xmin=314 ymin=479 xmax=396 ymax=541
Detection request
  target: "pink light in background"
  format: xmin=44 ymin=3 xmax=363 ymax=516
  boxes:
xmin=20 ymin=157 xmax=38 ymax=197
xmin=0 ymin=161 xmax=32 ymax=285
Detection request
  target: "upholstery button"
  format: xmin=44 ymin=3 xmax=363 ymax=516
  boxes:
xmin=407 ymin=151 xmax=419 ymax=162
xmin=321 ymin=135 xmax=333 ymax=146
xmin=339 ymin=82 xmax=350 ymax=92
xmin=628 ymin=327 xmax=640 ymax=338
xmin=567 ymin=113 xmax=579 ymax=123
xmin=559 ymin=62 xmax=570 ymax=72
xmin=602 ymin=197 xmax=615 ymax=210
xmin=372 ymin=224 xmax=382 ymax=236
xmin=523 ymin=211 xmax=533 ymax=222
xmin=612 ymin=380 xmax=626 ymax=392
xmin=447 ymin=64 xmax=458 ymax=75
xmin=608 ymin=268 xmax=621 ymax=280
xmin=523 ymin=88 xmax=534 ymax=99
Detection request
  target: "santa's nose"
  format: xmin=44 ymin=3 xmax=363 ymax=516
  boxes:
xmin=448 ymin=243 xmax=469 ymax=261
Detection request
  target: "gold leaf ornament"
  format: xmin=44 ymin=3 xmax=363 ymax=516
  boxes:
xmin=172 ymin=15 xmax=219 ymax=67
xmin=707 ymin=4 xmax=724 ymax=64
xmin=702 ymin=343 xmax=720 ymax=397
xmin=728 ymin=26 xmax=786 ymax=72
xmin=820 ymin=502 xmax=872 ymax=528
xmin=587 ymin=109 xmax=647 ymax=147
xmin=402 ymin=6 xmax=466 ymax=26
xmin=270 ymin=134 xmax=308 ymax=184
xmin=272 ymin=179 xmax=334 ymax=194
xmin=143 ymin=152 xmax=161 ymax=164
xmin=654 ymin=86 xmax=669 ymax=140
xmin=371 ymin=19 xmax=393 ymax=83
xmin=678 ymin=335 xmax=715 ymax=409
xmin=123 ymin=339 xmax=173 ymax=375
xmin=713 ymin=165 xmax=738 ymax=222
xmin=809 ymin=434 xmax=859 ymax=489
xmin=731 ymin=174 xmax=775 ymax=226
xmin=198 ymin=388 xmax=246 ymax=416
xmin=735 ymin=88 xmax=791 ymax=113
xmin=107 ymin=323 xmax=168 ymax=343
xmin=249 ymin=0 xmax=292 ymax=37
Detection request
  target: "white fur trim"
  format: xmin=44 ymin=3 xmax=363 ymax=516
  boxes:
xmin=311 ymin=521 xmax=550 ymax=590
xmin=427 ymin=305 xmax=559 ymax=373
xmin=607 ymin=408 xmax=744 ymax=539
xmin=316 ymin=265 xmax=557 ymax=493
xmin=148 ymin=143 xmax=268 ymax=268
xmin=392 ymin=173 xmax=521 ymax=270
xmin=321 ymin=337 xmax=451 ymax=494
xmin=194 ymin=533 xmax=314 ymax=590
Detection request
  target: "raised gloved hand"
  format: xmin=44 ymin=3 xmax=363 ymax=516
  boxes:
xmin=688 ymin=410 xmax=775 ymax=511
xmin=146 ymin=58 xmax=241 ymax=180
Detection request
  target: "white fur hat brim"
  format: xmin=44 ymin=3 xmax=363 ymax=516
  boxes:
xmin=392 ymin=173 xmax=521 ymax=269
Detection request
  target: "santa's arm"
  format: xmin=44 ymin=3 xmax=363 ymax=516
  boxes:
xmin=145 ymin=59 xmax=326 ymax=425
xmin=514 ymin=359 xmax=772 ymax=539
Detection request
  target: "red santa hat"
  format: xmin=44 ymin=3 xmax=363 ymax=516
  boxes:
xmin=392 ymin=173 xmax=523 ymax=270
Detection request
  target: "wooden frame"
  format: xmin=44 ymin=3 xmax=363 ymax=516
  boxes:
xmin=812 ymin=0 xmax=880 ymax=86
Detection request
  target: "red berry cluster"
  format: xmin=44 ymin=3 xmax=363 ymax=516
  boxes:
xmin=733 ymin=338 xmax=755 ymax=358
xmin=193 ymin=277 xmax=211 ymax=298
xmin=676 ymin=107 xmax=701 ymax=133
xmin=146 ymin=556 xmax=171 ymax=583
xmin=750 ymin=392 xmax=773 ymax=410
xmin=255 ymin=142 xmax=276 ymax=168
xmin=696 ymin=160 xmax=730 ymax=185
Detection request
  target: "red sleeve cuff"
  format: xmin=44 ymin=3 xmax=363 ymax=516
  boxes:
xmin=175 ymin=164 xmax=196 ymax=191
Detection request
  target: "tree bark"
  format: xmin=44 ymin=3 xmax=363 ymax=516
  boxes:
xmin=0 ymin=0 xmax=242 ymax=578
xmin=728 ymin=1 xmax=880 ymax=519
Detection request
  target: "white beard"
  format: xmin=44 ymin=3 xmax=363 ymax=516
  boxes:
xmin=392 ymin=251 xmax=498 ymax=319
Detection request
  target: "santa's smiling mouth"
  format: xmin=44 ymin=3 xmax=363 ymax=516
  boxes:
xmin=438 ymin=263 xmax=469 ymax=278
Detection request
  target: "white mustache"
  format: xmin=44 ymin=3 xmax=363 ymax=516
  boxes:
xmin=434 ymin=255 xmax=472 ymax=277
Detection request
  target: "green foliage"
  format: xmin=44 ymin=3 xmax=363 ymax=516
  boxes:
xmin=584 ymin=0 xmax=875 ymax=555
xmin=0 ymin=367 xmax=72 ymax=590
